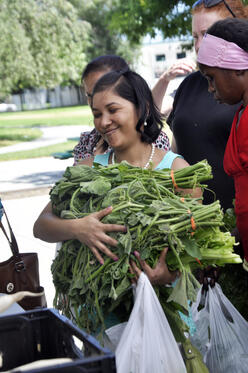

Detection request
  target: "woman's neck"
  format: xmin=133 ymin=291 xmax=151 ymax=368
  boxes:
xmin=112 ymin=143 xmax=155 ymax=169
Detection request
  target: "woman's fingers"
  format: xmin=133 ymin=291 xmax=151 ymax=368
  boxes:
xmin=133 ymin=250 xmax=154 ymax=278
xmin=129 ymin=260 xmax=141 ymax=284
xmin=90 ymin=247 xmax=105 ymax=265
xmin=95 ymin=206 xmax=113 ymax=220
xmin=104 ymin=224 xmax=127 ymax=233
xmin=130 ymin=259 xmax=142 ymax=277
xmin=90 ymin=243 xmax=118 ymax=265
xmin=158 ymin=247 xmax=168 ymax=263
xmin=95 ymin=241 xmax=119 ymax=263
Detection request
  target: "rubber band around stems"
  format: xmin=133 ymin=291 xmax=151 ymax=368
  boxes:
xmin=187 ymin=209 xmax=202 ymax=265
xmin=187 ymin=209 xmax=196 ymax=233
xmin=170 ymin=170 xmax=178 ymax=188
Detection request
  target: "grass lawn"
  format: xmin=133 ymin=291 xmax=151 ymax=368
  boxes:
xmin=0 ymin=128 xmax=42 ymax=143
xmin=0 ymin=105 xmax=92 ymax=128
xmin=0 ymin=140 xmax=78 ymax=161
xmin=0 ymin=106 xmax=93 ymax=159
xmin=0 ymin=105 xmax=173 ymax=161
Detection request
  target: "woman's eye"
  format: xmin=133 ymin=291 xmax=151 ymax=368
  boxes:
xmin=93 ymin=112 xmax=101 ymax=119
xmin=206 ymin=76 xmax=214 ymax=84
xmin=109 ymin=108 xmax=117 ymax=114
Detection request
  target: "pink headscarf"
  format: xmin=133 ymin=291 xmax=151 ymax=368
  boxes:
xmin=197 ymin=33 xmax=248 ymax=70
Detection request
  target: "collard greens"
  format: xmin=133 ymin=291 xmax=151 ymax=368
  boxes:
xmin=50 ymin=160 xmax=241 ymax=342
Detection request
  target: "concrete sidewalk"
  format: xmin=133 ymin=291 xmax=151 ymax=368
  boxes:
xmin=0 ymin=124 xmax=93 ymax=197
xmin=0 ymin=157 xmax=74 ymax=197
xmin=0 ymin=125 xmax=92 ymax=307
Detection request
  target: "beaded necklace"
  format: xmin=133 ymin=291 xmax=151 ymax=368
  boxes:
xmin=111 ymin=143 xmax=155 ymax=169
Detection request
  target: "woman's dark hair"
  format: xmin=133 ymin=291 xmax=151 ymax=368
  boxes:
xmin=207 ymin=18 xmax=248 ymax=52
xmin=82 ymin=55 xmax=129 ymax=81
xmin=92 ymin=70 xmax=163 ymax=144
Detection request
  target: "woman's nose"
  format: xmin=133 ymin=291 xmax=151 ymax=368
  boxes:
xmin=100 ymin=113 xmax=112 ymax=128
xmin=207 ymin=82 xmax=215 ymax=94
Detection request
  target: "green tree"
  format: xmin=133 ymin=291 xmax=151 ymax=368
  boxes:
xmin=68 ymin=0 xmax=140 ymax=67
xmin=109 ymin=0 xmax=248 ymax=44
xmin=0 ymin=0 xmax=90 ymax=99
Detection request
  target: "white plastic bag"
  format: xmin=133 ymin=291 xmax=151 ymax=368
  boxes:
xmin=191 ymin=283 xmax=248 ymax=373
xmin=116 ymin=273 xmax=187 ymax=373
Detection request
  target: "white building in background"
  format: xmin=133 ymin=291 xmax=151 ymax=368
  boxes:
xmin=136 ymin=38 xmax=195 ymax=112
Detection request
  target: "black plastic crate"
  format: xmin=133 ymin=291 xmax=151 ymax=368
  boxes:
xmin=0 ymin=308 xmax=116 ymax=373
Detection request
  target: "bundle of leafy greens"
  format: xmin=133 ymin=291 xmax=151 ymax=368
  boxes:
xmin=50 ymin=160 xmax=241 ymax=342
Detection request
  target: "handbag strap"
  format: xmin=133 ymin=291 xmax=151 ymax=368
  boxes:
xmin=0 ymin=200 xmax=20 ymax=257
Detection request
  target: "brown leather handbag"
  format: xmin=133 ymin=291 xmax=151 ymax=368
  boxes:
xmin=0 ymin=200 xmax=47 ymax=310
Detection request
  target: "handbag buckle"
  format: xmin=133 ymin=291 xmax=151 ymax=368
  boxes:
xmin=6 ymin=282 xmax=14 ymax=293
xmin=15 ymin=260 xmax=26 ymax=272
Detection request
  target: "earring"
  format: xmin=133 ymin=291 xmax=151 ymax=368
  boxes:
xmin=144 ymin=121 xmax=147 ymax=126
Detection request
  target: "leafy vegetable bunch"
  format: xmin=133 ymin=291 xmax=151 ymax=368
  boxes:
xmin=51 ymin=160 xmax=241 ymax=342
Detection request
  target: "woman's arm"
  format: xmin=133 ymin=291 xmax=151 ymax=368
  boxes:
xmin=152 ymin=60 xmax=196 ymax=112
xmin=172 ymin=157 xmax=202 ymax=199
xmin=33 ymin=157 xmax=127 ymax=264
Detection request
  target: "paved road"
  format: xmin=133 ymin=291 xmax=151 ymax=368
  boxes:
xmin=0 ymin=125 xmax=92 ymax=307
xmin=0 ymin=124 xmax=93 ymax=195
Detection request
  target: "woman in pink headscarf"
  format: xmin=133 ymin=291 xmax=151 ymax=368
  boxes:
xmin=197 ymin=18 xmax=248 ymax=272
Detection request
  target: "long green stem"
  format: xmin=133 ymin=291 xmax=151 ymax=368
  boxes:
xmin=85 ymin=258 xmax=111 ymax=284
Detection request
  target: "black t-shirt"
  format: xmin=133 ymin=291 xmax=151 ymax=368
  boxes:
xmin=167 ymin=71 xmax=238 ymax=211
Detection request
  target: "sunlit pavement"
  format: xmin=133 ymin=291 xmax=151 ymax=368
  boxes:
xmin=1 ymin=194 xmax=56 ymax=307
xmin=0 ymin=156 xmax=76 ymax=307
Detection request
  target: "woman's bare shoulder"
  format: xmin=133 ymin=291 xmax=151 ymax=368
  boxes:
xmin=76 ymin=156 xmax=94 ymax=167
xmin=171 ymin=156 xmax=190 ymax=171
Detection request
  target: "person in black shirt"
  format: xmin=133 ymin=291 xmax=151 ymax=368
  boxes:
xmin=166 ymin=0 xmax=248 ymax=211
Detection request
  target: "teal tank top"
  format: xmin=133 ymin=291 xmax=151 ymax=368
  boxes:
xmin=94 ymin=150 xmax=183 ymax=169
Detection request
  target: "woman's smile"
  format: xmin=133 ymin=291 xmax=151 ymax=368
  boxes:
xmin=92 ymin=89 xmax=139 ymax=149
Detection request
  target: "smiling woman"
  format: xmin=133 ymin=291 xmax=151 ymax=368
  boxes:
xmin=79 ymin=69 xmax=200 ymax=203
xmin=81 ymin=69 xmax=189 ymax=172
xmin=34 ymin=69 xmax=201 ymax=270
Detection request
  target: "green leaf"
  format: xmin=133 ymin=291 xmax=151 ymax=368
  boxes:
xmin=181 ymin=237 xmax=202 ymax=260
xmin=80 ymin=177 xmax=112 ymax=196
xmin=115 ymin=276 xmax=131 ymax=298
xmin=167 ymin=271 xmax=189 ymax=313
xmin=118 ymin=230 xmax=132 ymax=255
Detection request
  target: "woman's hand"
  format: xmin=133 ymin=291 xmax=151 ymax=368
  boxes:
xmin=73 ymin=206 xmax=127 ymax=264
xmin=196 ymin=266 xmax=221 ymax=292
xmin=161 ymin=59 xmax=196 ymax=83
xmin=130 ymin=248 xmax=179 ymax=286
xmin=33 ymin=203 xmax=126 ymax=265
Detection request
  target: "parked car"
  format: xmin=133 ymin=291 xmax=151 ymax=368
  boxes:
xmin=0 ymin=103 xmax=17 ymax=112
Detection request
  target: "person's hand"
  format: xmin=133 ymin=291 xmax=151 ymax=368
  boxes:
xmin=72 ymin=206 xmax=126 ymax=264
xmin=130 ymin=248 xmax=179 ymax=285
xmin=197 ymin=266 xmax=221 ymax=292
xmin=161 ymin=59 xmax=196 ymax=83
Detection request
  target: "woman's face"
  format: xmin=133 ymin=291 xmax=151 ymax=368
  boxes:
xmin=199 ymin=64 xmax=244 ymax=105
xmin=83 ymin=70 xmax=107 ymax=105
xmin=192 ymin=10 xmax=225 ymax=54
xmin=92 ymin=89 xmax=140 ymax=151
